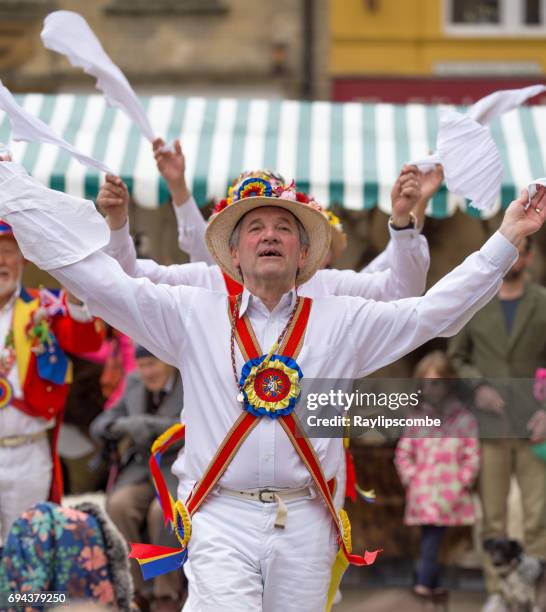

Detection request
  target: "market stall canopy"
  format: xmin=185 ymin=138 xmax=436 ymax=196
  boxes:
xmin=1 ymin=94 xmax=544 ymax=219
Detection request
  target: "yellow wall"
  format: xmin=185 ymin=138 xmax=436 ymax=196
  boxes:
xmin=331 ymin=0 xmax=546 ymax=76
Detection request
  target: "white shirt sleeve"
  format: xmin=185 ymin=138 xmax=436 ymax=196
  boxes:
xmin=312 ymin=225 xmax=429 ymax=300
xmin=346 ymin=231 xmax=517 ymax=378
xmin=173 ymin=196 xmax=215 ymax=265
xmin=53 ymin=251 xmax=194 ymax=367
xmin=0 ymin=164 xmax=196 ymax=366
xmin=104 ymin=218 xmax=223 ymax=290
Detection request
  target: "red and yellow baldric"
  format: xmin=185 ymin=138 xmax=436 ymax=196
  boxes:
xmin=130 ymin=296 xmax=380 ymax=606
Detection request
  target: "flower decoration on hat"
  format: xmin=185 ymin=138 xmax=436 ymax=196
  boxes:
xmin=212 ymin=170 xmax=297 ymax=215
xmin=237 ymin=177 xmax=273 ymax=200
xmin=324 ymin=209 xmax=344 ymax=234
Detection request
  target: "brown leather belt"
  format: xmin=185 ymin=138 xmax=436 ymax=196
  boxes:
xmin=0 ymin=430 xmax=48 ymax=448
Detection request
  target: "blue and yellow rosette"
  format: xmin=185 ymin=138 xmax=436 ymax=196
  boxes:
xmin=240 ymin=354 xmax=302 ymax=419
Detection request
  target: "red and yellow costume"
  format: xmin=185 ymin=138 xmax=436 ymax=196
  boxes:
xmin=10 ymin=286 xmax=104 ymax=502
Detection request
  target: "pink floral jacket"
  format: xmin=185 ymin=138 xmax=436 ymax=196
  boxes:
xmin=394 ymin=400 xmax=480 ymax=526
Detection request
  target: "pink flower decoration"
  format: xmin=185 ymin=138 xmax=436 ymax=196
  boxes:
xmin=278 ymin=189 xmax=297 ymax=201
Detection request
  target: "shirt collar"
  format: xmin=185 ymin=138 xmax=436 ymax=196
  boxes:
xmin=239 ymin=286 xmax=297 ymax=318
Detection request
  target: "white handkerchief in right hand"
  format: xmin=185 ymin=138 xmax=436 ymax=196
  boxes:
xmin=41 ymin=10 xmax=154 ymax=142
xmin=0 ymin=80 xmax=111 ymax=173
xmin=0 ymin=161 xmax=109 ymax=270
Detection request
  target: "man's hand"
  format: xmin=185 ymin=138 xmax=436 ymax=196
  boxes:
xmin=411 ymin=164 xmax=444 ymax=230
xmin=499 ymin=185 xmax=546 ymax=246
xmin=391 ymin=164 xmax=421 ymax=227
xmin=97 ymin=174 xmax=129 ymax=231
xmin=475 ymin=385 xmax=505 ymax=415
xmin=527 ymin=410 xmax=546 ymax=442
xmin=153 ymin=137 xmax=191 ymax=206
xmin=111 ymin=415 xmax=155 ymax=445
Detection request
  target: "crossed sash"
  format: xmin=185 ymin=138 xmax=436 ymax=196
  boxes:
xmin=130 ymin=293 xmax=380 ymax=608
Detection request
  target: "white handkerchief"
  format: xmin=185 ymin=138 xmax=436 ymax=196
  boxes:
xmin=437 ymin=110 xmax=503 ymax=212
xmin=409 ymin=152 xmax=441 ymax=174
xmin=42 ymin=11 xmax=155 ymax=142
xmin=0 ymin=161 xmax=109 ymax=270
xmin=0 ymin=80 xmax=111 ymax=173
xmin=468 ymin=84 xmax=546 ymax=125
xmin=528 ymin=178 xmax=546 ymax=207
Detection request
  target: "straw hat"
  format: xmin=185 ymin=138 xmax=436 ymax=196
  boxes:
xmin=206 ymin=171 xmax=331 ymax=285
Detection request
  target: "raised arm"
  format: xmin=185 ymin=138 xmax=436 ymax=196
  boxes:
xmin=315 ymin=165 xmax=430 ymax=299
xmin=153 ymin=137 xmax=215 ymax=265
xmin=360 ymin=165 xmax=443 ymax=274
xmin=347 ymin=188 xmax=546 ymax=378
xmin=98 ymin=174 xmax=222 ymax=289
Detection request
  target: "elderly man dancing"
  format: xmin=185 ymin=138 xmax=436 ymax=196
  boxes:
xmin=0 ymin=157 xmax=543 ymax=611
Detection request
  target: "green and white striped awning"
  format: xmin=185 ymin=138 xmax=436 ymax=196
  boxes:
xmin=2 ymin=94 xmax=546 ymax=218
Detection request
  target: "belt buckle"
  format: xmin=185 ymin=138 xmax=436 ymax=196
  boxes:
xmin=258 ymin=489 xmax=276 ymax=503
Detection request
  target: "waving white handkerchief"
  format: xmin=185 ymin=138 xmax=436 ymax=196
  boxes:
xmin=468 ymin=84 xmax=546 ymax=125
xmin=528 ymin=178 xmax=546 ymax=208
xmin=0 ymin=161 xmax=109 ymax=269
xmin=0 ymin=80 xmax=112 ymax=173
xmin=437 ymin=110 xmax=503 ymax=212
xmin=41 ymin=10 xmax=154 ymax=142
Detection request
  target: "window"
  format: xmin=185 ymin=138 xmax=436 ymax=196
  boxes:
xmin=451 ymin=0 xmax=500 ymax=24
xmin=445 ymin=0 xmax=546 ymax=35
xmin=525 ymin=0 xmax=541 ymax=24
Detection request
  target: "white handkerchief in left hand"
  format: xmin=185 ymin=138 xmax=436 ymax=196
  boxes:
xmin=0 ymin=80 xmax=112 ymax=173
xmin=0 ymin=161 xmax=109 ymax=270
xmin=42 ymin=11 xmax=155 ymax=142
xmin=468 ymin=84 xmax=546 ymax=125
xmin=437 ymin=110 xmax=503 ymax=212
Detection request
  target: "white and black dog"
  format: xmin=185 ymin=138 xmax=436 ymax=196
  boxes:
xmin=484 ymin=538 xmax=546 ymax=612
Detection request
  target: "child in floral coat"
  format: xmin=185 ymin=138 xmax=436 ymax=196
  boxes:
xmin=395 ymin=351 xmax=480 ymax=600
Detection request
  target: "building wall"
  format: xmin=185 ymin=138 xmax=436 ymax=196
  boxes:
xmin=331 ymin=0 xmax=546 ymax=102
xmin=0 ymin=0 xmax=329 ymax=100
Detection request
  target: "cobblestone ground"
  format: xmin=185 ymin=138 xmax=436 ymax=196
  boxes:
xmin=336 ymin=587 xmax=484 ymax=612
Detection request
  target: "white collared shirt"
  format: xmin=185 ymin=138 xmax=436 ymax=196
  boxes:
xmin=0 ymin=166 xmax=517 ymax=494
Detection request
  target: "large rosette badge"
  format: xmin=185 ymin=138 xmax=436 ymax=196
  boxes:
xmin=239 ymin=354 xmax=302 ymax=418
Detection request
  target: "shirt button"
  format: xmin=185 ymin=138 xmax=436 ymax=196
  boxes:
xmin=49 ymin=355 xmax=57 ymax=364
xmin=46 ymin=385 xmax=52 ymax=392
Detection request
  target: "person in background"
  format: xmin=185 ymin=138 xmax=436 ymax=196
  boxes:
xmin=395 ymin=351 xmax=480 ymax=604
xmin=90 ymin=346 xmax=184 ymax=612
xmin=448 ymin=235 xmax=546 ymax=612
xmin=0 ymin=501 xmax=134 ymax=611
xmin=0 ymin=220 xmax=104 ymax=544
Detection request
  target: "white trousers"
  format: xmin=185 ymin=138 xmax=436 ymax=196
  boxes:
xmin=0 ymin=438 xmax=52 ymax=544
xmin=182 ymin=489 xmax=337 ymax=612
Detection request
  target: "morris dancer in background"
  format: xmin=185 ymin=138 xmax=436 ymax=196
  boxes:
xmin=0 ymin=220 xmax=104 ymax=543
